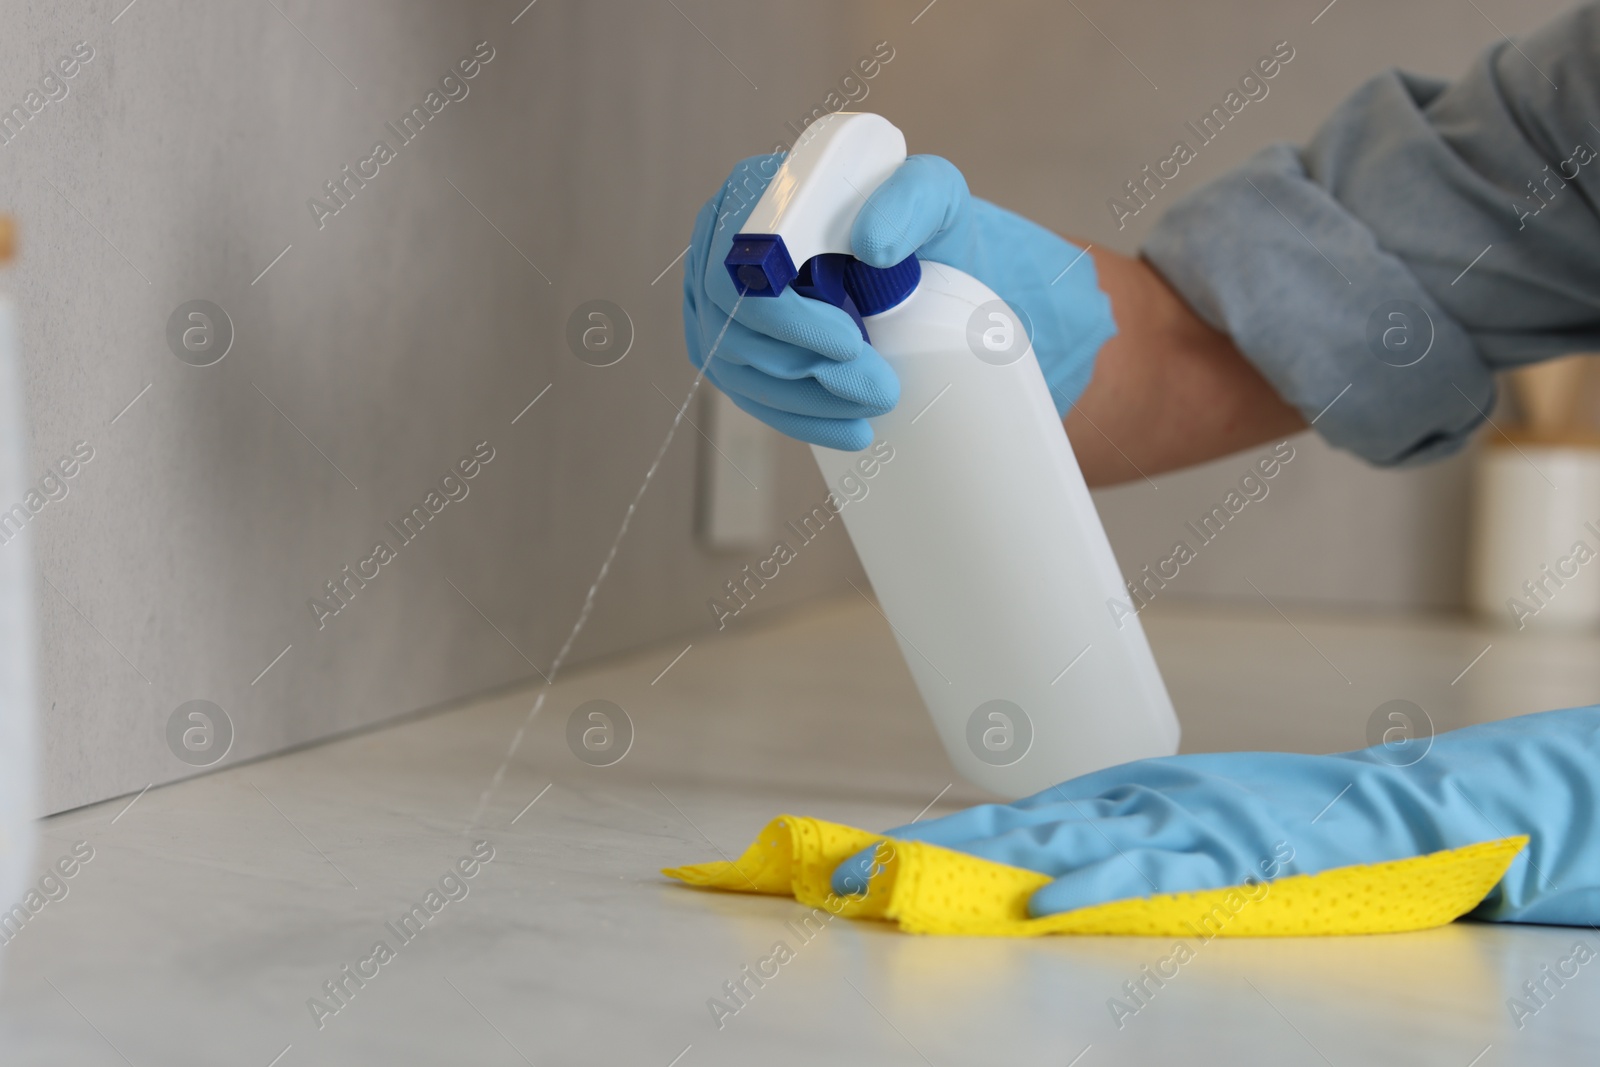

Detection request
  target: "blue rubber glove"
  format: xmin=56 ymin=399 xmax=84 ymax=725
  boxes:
xmin=682 ymin=153 xmax=1117 ymax=451
xmin=833 ymin=705 xmax=1600 ymax=926
xmin=682 ymin=154 xmax=898 ymax=452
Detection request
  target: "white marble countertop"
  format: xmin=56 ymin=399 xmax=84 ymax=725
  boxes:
xmin=4 ymin=595 xmax=1600 ymax=1066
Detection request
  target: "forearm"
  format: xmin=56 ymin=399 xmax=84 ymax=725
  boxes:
xmin=1063 ymin=244 xmax=1305 ymax=487
xmin=1117 ymin=6 xmax=1600 ymax=474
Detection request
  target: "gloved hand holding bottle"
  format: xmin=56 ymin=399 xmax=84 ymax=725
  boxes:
xmin=682 ymin=152 xmax=1117 ymax=450
xmin=831 ymin=705 xmax=1600 ymax=926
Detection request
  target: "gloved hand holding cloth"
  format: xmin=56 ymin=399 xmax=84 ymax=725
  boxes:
xmin=668 ymin=707 xmax=1600 ymax=935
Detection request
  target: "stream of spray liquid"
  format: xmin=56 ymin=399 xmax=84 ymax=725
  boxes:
xmin=465 ymin=293 xmax=745 ymax=833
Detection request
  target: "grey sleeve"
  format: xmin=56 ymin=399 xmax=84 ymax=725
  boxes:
xmin=1142 ymin=5 xmax=1600 ymax=467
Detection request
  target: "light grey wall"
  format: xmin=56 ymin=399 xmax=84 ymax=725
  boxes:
xmin=7 ymin=0 xmax=875 ymax=814
xmin=858 ymin=0 xmax=1582 ymax=611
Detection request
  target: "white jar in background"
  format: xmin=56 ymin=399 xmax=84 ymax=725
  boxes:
xmin=1469 ymin=434 xmax=1600 ymax=631
xmin=0 ymin=214 xmax=37 ymax=963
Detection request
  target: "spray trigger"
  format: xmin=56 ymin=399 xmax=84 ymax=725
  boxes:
xmin=793 ymin=254 xmax=869 ymax=341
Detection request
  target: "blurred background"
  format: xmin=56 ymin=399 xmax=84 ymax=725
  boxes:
xmin=2 ymin=0 xmax=1594 ymax=815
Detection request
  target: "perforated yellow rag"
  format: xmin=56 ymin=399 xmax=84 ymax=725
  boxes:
xmin=662 ymin=815 xmax=1526 ymax=937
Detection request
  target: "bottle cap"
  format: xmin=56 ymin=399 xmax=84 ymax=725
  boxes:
xmin=844 ymin=254 xmax=921 ymax=316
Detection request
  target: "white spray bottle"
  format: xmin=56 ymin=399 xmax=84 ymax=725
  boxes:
xmin=725 ymin=113 xmax=1179 ymax=797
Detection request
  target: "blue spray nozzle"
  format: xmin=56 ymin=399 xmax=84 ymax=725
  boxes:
xmin=724 ymin=234 xmax=796 ymax=296
xmin=725 ymin=233 xmax=921 ymax=342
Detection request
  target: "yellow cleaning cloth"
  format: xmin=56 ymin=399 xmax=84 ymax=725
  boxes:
xmin=663 ymin=815 xmax=1527 ymax=937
